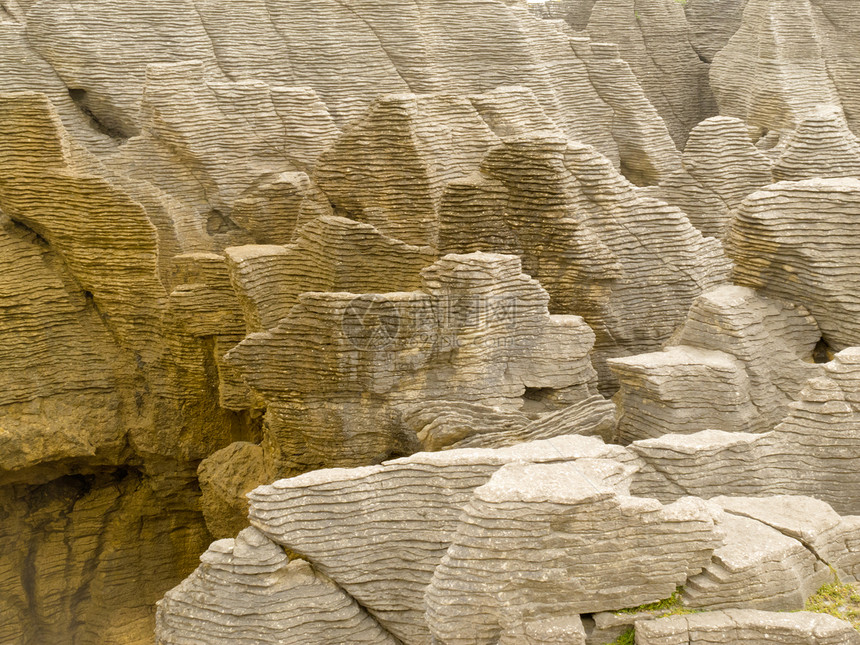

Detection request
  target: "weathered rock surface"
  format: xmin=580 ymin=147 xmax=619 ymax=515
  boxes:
xmin=0 ymin=469 xmax=212 ymax=645
xmin=3 ymin=0 xmax=860 ymax=642
xmin=683 ymin=0 xmax=748 ymax=63
xmin=728 ymin=178 xmax=860 ymax=351
xmin=630 ymin=348 xmax=860 ymax=515
xmin=683 ymin=513 xmax=832 ymax=611
xmin=425 ymin=462 xmax=722 ymax=644
xmin=682 ymin=116 xmax=773 ymax=236
xmin=773 ymin=106 xmax=860 ymax=182
xmin=155 ymin=527 xmax=397 ymax=645
xmin=439 ymin=134 xmax=729 ymax=388
xmin=610 ymin=285 xmax=821 ymax=442
xmin=711 ymin=0 xmax=860 ymax=136
xmin=226 ymin=252 xmax=604 ymax=477
xmin=714 ymin=495 xmax=860 ymax=583
xmin=635 ymin=609 xmax=860 ymax=645
xmin=586 ymin=0 xmax=717 ymax=148
xmin=246 ymin=436 xmax=636 ymax=645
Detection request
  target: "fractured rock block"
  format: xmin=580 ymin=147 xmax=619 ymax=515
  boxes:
xmin=635 ymin=609 xmax=860 ymax=645
xmin=682 ymin=513 xmax=833 ymax=611
xmin=156 ymin=527 xmax=397 ymax=645
xmin=610 ymin=286 xmax=821 ymax=442
xmin=728 ymin=178 xmax=860 ymax=350
xmin=714 ymin=495 xmax=860 ymax=583
xmin=628 ymin=348 xmax=860 ymax=516
xmin=314 ymin=92 xmax=500 ymax=246
xmin=225 ymin=215 xmax=434 ymax=333
xmin=409 ymin=393 xmax=617 ymax=451
xmin=247 ymin=435 xmax=636 ymax=645
xmin=425 ymin=462 xmax=722 ymax=644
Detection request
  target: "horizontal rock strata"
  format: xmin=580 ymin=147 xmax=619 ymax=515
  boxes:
xmin=247 ymin=436 xmax=635 ymax=645
xmin=155 ymin=527 xmax=398 ymax=645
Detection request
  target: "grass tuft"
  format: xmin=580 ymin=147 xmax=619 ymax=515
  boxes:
xmin=804 ymin=581 xmax=860 ymax=631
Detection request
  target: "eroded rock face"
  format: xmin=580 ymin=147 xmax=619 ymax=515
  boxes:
xmin=425 ymin=462 xmax=722 ymax=644
xmin=586 ymin=0 xmax=717 ymax=149
xmin=246 ymin=436 xmax=636 ymax=645
xmin=711 ymin=0 xmax=860 ymax=136
xmin=609 ymin=285 xmax=821 ymax=442
xmin=3 ymin=0 xmax=860 ymax=642
xmin=727 ymin=178 xmax=860 ymax=351
xmin=225 ymin=251 xmax=604 ymax=478
xmin=155 ymin=527 xmax=398 ymax=645
xmin=629 ymin=348 xmax=860 ymax=516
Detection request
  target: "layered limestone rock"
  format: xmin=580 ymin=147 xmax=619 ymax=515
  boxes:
xmin=11 ymin=0 xmax=650 ymax=158
xmin=728 ymin=178 xmax=860 ymax=351
xmin=610 ymin=285 xmax=821 ymax=442
xmin=585 ymin=0 xmax=717 ymax=148
xmin=425 ymin=462 xmax=722 ymax=645
xmin=629 ymin=348 xmax=860 ymax=515
xmin=711 ymin=0 xmax=860 ymax=136
xmin=438 ymin=134 xmax=729 ymax=387
xmin=714 ymin=495 xmax=860 ymax=583
xmin=246 ymin=436 xmax=636 ymax=645
xmin=772 ymin=106 xmax=860 ymax=182
xmin=225 ymin=215 xmax=435 ymax=333
xmin=0 ymin=469 xmax=212 ymax=645
xmin=683 ymin=0 xmax=748 ymax=63
xmin=225 ymin=252 xmax=603 ymax=477
xmin=682 ymin=513 xmax=832 ymax=611
xmin=635 ymin=609 xmax=860 ymax=645
xmin=407 ymin=393 xmax=617 ymax=451
xmin=155 ymin=527 xmax=397 ymax=645
xmin=682 ymin=116 xmax=774 ymax=236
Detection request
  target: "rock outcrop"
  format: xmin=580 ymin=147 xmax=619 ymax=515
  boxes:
xmin=728 ymin=178 xmax=860 ymax=351
xmin=155 ymin=527 xmax=398 ymax=645
xmin=425 ymin=462 xmax=722 ymax=644
xmin=635 ymin=609 xmax=860 ymax=645
xmin=629 ymin=348 xmax=860 ymax=516
xmin=610 ymin=285 xmax=821 ymax=442
xmin=245 ymin=436 xmax=635 ymax=645
xmin=4 ymin=0 xmax=860 ymax=643
xmin=711 ymin=0 xmax=860 ymax=136
xmin=225 ymin=252 xmax=604 ymax=478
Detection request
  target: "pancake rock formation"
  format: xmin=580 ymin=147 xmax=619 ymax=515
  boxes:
xmin=1 ymin=0 xmax=860 ymax=643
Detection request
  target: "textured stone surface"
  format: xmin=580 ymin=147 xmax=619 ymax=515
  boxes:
xmin=683 ymin=0 xmax=748 ymax=63
xmin=713 ymin=495 xmax=860 ymax=583
xmin=586 ymin=0 xmax=717 ymax=148
xmin=425 ymin=462 xmax=722 ymax=644
xmin=635 ymin=609 xmax=860 ymax=645
xmin=610 ymin=286 xmax=821 ymax=442
xmin=728 ymin=178 xmax=860 ymax=351
xmin=682 ymin=513 xmax=832 ymax=611
xmin=3 ymin=0 xmax=860 ymax=642
xmin=247 ymin=436 xmax=636 ymax=645
xmin=439 ymin=135 xmax=729 ymax=388
xmin=226 ymin=252 xmax=603 ymax=477
xmin=156 ymin=527 xmax=397 ymax=645
xmin=711 ymin=0 xmax=860 ymax=136
xmin=629 ymin=348 xmax=860 ymax=516
xmin=682 ymin=116 xmax=773 ymax=236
